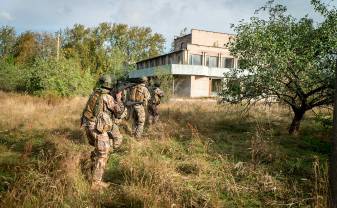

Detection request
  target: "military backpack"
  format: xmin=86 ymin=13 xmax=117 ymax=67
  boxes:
xmin=130 ymin=85 xmax=145 ymax=102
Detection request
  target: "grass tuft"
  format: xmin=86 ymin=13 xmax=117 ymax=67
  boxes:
xmin=0 ymin=92 xmax=330 ymax=207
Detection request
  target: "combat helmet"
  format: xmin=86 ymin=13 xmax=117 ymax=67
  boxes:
xmin=99 ymin=74 xmax=115 ymax=89
xmin=140 ymin=76 xmax=148 ymax=83
xmin=153 ymin=80 xmax=161 ymax=87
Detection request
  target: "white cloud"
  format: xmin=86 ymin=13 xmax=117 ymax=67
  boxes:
xmin=0 ymin=11 xmax=13 ymax=21
xmin=0 ymin=0 xmax=334 ymax=50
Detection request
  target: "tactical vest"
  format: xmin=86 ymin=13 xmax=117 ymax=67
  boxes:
xmin=82 ymin=90 xmax=101 ymax=122
xmin=150 ymin=87 xmax=162 ymax=105
xmin=130 ymin=85 xmax=145 ymax=102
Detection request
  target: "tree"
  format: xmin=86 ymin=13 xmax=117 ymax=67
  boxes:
xmin=0 ymin=26 xmax=16 ymax=60
xmin=13 ymin=31 xmax=40 ymax=64
xmin=310 ymin=0 xmax=337 ymax=206
xmin=331 ymin=55 xmax=337 ymax=208
xmin=62 ymin=23 xmax=165 ymax=77
xmin=221 ymin=1 xmax=336 ymax=135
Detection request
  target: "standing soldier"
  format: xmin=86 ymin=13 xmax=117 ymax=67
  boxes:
xmin=129 ymin=76 xmax=150 ymax=138
xmin=148 ymin=80 xmax=164 ymax=125
xmin=81 ymin=74 xmax=124 ymax=189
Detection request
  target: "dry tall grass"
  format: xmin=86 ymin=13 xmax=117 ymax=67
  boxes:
xmin=0 ymin=91 xmax=330 ymax=207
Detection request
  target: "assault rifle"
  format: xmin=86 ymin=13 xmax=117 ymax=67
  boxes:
xmin=110 ymin=77 xmax=145 ymax=107
xmin=110 ymin=77 xmax=144 ymax=96
xmin=125 ymin=101 xmax=143 ymax=106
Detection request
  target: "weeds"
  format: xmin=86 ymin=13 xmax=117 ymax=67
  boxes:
xmin=0 ymin=92 xmax=331 ymax=207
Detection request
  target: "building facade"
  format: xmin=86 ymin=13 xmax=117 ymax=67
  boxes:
xmin=129 ymin=29 xmax=239 ymax=97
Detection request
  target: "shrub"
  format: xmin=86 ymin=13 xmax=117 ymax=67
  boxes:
xmin=23 ymin=58 xmax=95 ymax=96
xmin=0 ymin=60 xmax=25 ymax=91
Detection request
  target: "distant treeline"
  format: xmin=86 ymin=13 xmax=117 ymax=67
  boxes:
xmin=0 ymin=23 xmax=165 ymax=96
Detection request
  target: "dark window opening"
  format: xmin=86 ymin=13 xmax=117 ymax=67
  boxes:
xmin=224 ymin=58 xmax=234 ymax=68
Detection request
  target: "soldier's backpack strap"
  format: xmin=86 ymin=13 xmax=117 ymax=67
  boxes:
xmin=93 ymin=93 xmax=105 ymax=117
xmin=82 ymin=90 xmax=101 ymax=122
xmin=130 ymin=86 xmax=137 ymax=101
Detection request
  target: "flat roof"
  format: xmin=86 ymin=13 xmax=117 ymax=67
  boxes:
xmin=136 ymin=50 xmax=183 ymax=64
xmin=191 ymin=29 xmax=236 ymax=36
xmin=174 ymin=29 xmax=235 ymax=40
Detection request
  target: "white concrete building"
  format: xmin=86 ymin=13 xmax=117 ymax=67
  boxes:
xmin=129 ymin=29 xmax=239 ymax=97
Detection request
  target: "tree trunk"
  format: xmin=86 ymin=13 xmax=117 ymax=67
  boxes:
xmin=288 ymin=109 xmax=305 ymax=135
xmin=329 ymin=58 xmax=337 ymax=208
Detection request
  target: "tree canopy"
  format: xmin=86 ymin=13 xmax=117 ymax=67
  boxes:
xmin=221 ymin=1 xmax=337 ymax=134
xmin=0 ymin=23 xmax=165 ymax=96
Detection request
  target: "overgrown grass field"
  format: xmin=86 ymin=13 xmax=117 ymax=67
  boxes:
xmin=0 ymin=91 xmax=330 ymax=207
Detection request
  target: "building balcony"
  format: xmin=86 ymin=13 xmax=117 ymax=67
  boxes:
xmin=129 ymin=64 xmax=233 ymax=78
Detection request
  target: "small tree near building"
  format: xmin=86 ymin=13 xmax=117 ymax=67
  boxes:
xmin=221 ymin=1 xmax=336 ymax=135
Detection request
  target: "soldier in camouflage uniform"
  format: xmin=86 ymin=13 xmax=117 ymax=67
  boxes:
xmin=81 ymin=75 xmax=124 ymax=189
xmin=129 ymin=76 xmax=150 ymax=138
xmin=148 ymin=80 xmax=164 ymax=125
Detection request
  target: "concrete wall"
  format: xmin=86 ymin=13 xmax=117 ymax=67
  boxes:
xmin=136 ymin=29 xmax=239 ymax=70
xmin=129 ymin=64 xmax=232 ymax=78
xmin=191 ymin=29 xmax=234 ymax=48
xmin=190 ymin=75 xmax=210 ymax=97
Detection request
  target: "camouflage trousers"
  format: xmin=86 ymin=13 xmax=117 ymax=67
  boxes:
xmin=148 ymin=104 xmax=159 ymax=125
xmin=91 ymin=133 xmax=110 ymax=183
xmin=131 ymin=104 xmax=146 ymax=138
xmin=83 ymin=120 xmax=123 ymax=183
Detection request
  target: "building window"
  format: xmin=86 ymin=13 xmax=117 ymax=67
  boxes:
xmin=224 ymin=58 xmax=234 ymax=68
xmin=150 ymin=60 xmax=155 ymax=67
xmin=189 ymin=54 xmax=202 ymax=65
xmin=211 ymin=79 xmax=222 ymax=93
xmin=207 ymin=56 xmax=218 ymax=67
xmin=177 ymin=54 xmax=182 ymax=64
xmin=155 ymin=58 xmax=160 ymax=66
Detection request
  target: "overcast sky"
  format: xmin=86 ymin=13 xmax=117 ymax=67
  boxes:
xmin=0 ymin=0 xmax=335 ymax=50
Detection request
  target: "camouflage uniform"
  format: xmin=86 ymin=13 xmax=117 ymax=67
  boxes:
xmin=81 ymin=77 xmax=124 ymax=187
xmin=129 ymin=81 xmax=150 ymax=138
xmin=148 ymin=86 xmax=164 ymax=125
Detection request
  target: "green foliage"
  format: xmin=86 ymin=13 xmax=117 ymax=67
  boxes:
xmin=0 ymin=26 xmax=16 ymax=59
xmin=315 ymin=113 xmax=333 ymax=130
xmin=221 ymin=1 xmax=337 ymax=134
xmin=0 ymin=23 xmax=165 ymax=97
xmin=23 ymin=58 xmax=95 ymax=96
xmin=62 ymin=23 xmax=165 ymax=75
xmin=0 ymin=60 xmax=25 ymax=91
xmin=155 ymin=73 xmax=174 ymax=102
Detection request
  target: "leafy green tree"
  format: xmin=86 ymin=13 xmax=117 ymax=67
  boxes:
xmin=62 ymin=23 xmax=165 ymax=77
xmin=221 ymin=1 xmax=336 ymax=134
xmin=24 ymin=58 xmax=94 ymax=96
xmin=0 ymin=59 xmax=24 ymax=91
xmin=310 ymin=0 xmax=337 ymax=207
xmin=0 ymin=26 xmax=16 ymax=60
xmin=62 ymin=24 xmax=92 ymax=70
